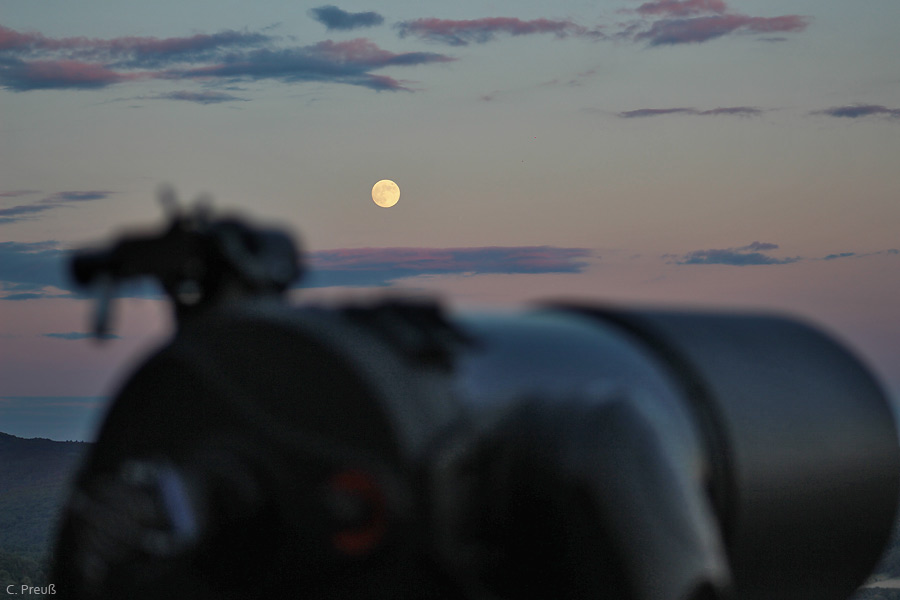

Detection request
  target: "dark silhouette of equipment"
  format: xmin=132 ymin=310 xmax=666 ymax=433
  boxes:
xmin=54 ymin=195 xmax=900 ymax=600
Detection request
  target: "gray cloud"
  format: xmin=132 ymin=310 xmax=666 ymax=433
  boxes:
xmin=812 ymin=104 xmax=900 ymax=119
xmin=142 ymin=90 xmax=249 ymax=104
xmin=1 ymin=292 xmax=53 ymax=301
xmin=0 ymin=241 xmax=70 ymax=295
xmin=677 ymin=249 xmax=798 ymax=265
xmin=618 ymin=106 xmax=763 ymax=118
xmin=618 ymin=107 xmax=696 ymax=118
xmin=161 ymin=40 xmax=454 ymax=92
xmin=668 ymin=242 xmax=798 ymax=265
xmin=395 ymin=16 xmax=604 ymax=46
xmin=2 ymin=239 xmax=593 ymax=298
xmin=41 ymin=191 xmax=114 ymax=203
xmin=0 ymin=24 xmax=452 ymax=94
xmin=42 ymin=332 xmax=120 ymax=340
xmin=818 ymin=249 xmax=900 ymax=261
xmin=823 ymin=252 xmax=855 ymax=261
xmin=0 ymin=190 xmax=113 ymax=224
xmin=669 ymin=242 xmax=900 ymax=266
xmin=0 ymin=240 xmax=164 ymax=301
xmin=739 ymin=241 xmax=778 ymax=251
xmin=0 ymin=204 xmax=59 ymax=224
xmin=633 ymin=14 xmax=809 ymax=46
xmin=309 ymin=6 xmax=384 ymax=30
xmin=305 ymin=245 xmax=594 ymax=287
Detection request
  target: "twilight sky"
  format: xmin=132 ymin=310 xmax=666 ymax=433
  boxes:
xmin=1 ymin=0 xmax=899 ymax=441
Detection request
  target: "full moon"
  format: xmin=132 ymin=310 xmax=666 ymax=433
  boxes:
xmin=372 ymin=179 xmax=400 ymax=208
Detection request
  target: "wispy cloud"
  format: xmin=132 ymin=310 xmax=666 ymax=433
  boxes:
xmin=740 ymin=241 xmax=778 ymax=251
xmin=618 ymin=106 xmax=763 ymax=118
xmin=0 ymin=204 xmax=58 ymax=224
xmin=667 ymin=242 xmax=900 ymax=266
xmin=42 ymin=331 xmax=120 ymax=340
xmin=309 ymin=6 xmax=385 ymax=31
xmin=306 ymin=246 xmax=593 ymax=287
xmin=1 ymin=292 xmax=52 ymax=301
xmin=618 ymin=107 xmax=696 ymax=118
xmin=0 ymin=241 xmax=69 ymax=297
xmin=0 ymin=59 xmax=147 ymax=90
xmin=0 ymin=25 xmax=271 ymax=68
xmin=395 ymin=17 xmax=604 ymax=46
xmin=620 ymin=0 xmax=809 ymax=46
xmin=701 ymin=106 xmax=765 ymax=116
xmin=667 ymin=242 xmax=799 ymax=265
xmin=3 ymin=235 xmax=897 ymax=301
xmin=812 ymin=104 xmax=900 ymax=120
xmin=635 ymin=0 xmax=728 ymax=17
xmin=0 ymin=4 xmax=811 ymax=99
xmin=163 ymin=39 xmax=454 ymax=92
xmin=0 ymin=25 xmax=270 ymax=90
xmin=1 ymin=240 xmax=592 ymax=297
xmin=0 ymin=24 xmax=453 ymax=93
xmin=394 ymin=2 xmax=805 ymax=49
xmin=618 ymin=104 xmax=900 ymax=122
xmin=817 ymin=249 xmax=899 ymax=261
xmin=41 ymin=191 xmax=113 ymax=203
xmin=0 ymin=239 xmax=162 ymax=301
xmin=0 ymin=234 xmax=156 ymax=304
xmin=0 ymin=190 xmax=113 ymax=224
xmin=0 ymin=190 xmax=40 ymax=198
xmin=140 ymin=90 xmax=249 ymax=104
xmin=635 ymin=15 xmax=808 ymax=46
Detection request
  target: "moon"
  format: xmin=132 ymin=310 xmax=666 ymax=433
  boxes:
xmin=372 ymin=179 xmax=400 ymax=208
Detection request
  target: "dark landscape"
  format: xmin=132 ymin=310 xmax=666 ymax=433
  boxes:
xmin=0 ymin=432 xmax=88 ymax=588
xmin=1 ymin=429 xmax=900 ymax=598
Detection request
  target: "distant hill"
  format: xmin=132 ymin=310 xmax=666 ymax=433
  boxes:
xmin=0 ymin=432 xmax=89 ymax=556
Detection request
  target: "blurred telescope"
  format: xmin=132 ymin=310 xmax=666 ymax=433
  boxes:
xmin=53 ymin=195 xmax=899 ymax=600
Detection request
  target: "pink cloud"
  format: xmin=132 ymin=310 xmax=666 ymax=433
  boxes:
xmin=9 ymin=59 xmax=142 ymax=89
xmin=168 ymin=39 xmax=452 ymax=92
xmin=362 ymin=74 xmax=406 ymax=91
xmin=636 ymin=0 xmax=727 ymax=17
xmin=312 ymin=38 xmax=404 ymax=63
xmin=0 ymin=25 xmax=269 ymax=61
xmin=101 ymin=30 xmax=267 ymax=58
xmin=619 ymin=1 xmax=811 ymax=45
xmin=636 ymin=13 xmax=809 ymax=45
xmin=0 ymin=25 xmax=452 ymax=93
xmin=0 ymin=25 xmax=41 ymax=51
